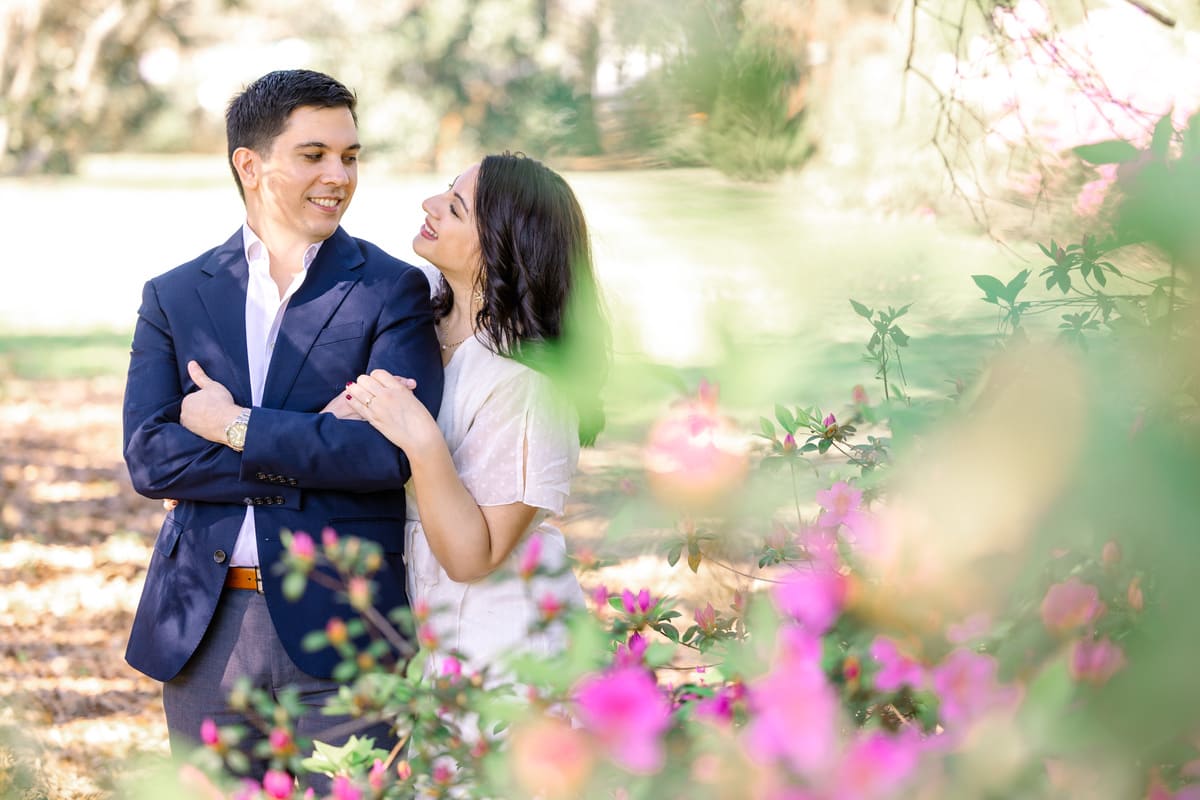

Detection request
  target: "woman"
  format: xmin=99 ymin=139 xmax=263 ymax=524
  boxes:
xmin=339 ymin=153 xmax=608 ymax=677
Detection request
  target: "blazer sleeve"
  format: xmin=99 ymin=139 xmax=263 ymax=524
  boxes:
xmin=122 ymin=279 xmax=300 ymax=505
xmin=237 ymin=265 xmax=444 ymax=492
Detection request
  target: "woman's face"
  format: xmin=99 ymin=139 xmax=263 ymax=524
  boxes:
xmin=413 ymin=163 xmax=482 ymax=281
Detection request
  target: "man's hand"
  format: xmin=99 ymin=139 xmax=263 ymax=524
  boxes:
xmin=180 ymin=360 xmax=243 ymax=445
xmin=321 ymin=389 xmax=363 ymax=420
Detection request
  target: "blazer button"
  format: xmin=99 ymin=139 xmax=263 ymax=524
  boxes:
xmin=288 ymin=478 xmax=298 ymax=487
xmin=274 ymin=496 xmax=284 ymax=505
xmin=243 ymin=497 xmax=253 ymax=506
xmin=254 ymin=497 xmax=264 ymax=505
xmin=257 ymin=472 xmax=267 ymax=480
xmin=213 ymin=550 xmax=227 ymax=564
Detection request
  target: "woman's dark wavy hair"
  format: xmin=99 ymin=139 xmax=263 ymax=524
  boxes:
xmin=431 ymin=152 xmax=610 ymax=445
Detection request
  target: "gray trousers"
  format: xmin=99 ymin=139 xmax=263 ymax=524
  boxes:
xmin=163 ymin=588 xmax=395 ymax=788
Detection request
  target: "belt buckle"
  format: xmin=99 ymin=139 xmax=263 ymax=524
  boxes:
xmin=254 ymin=567 xmax=264 ymax=594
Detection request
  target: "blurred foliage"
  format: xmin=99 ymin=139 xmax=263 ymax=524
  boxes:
xmin=3 ymin=0 xmax=813 ymax=178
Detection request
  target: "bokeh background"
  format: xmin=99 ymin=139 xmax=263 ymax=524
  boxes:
xmin=3 ymin=0 xmax=1200 ymax=796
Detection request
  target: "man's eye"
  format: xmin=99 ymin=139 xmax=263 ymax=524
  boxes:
xmin=343 ymin=155 xmax=357 ymax=164
xmin=303 ymin=153 xmax=322 ymax=161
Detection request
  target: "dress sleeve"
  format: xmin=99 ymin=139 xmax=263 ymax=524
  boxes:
xmin=453 ymin=369 xmax=580 ymax=514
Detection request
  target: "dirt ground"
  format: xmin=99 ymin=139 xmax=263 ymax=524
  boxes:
xmin=0 ymin=376 xmax=744 ymax=799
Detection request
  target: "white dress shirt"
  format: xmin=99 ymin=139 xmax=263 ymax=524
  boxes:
xmin=230 ymin=224 xmax=322 ymax=567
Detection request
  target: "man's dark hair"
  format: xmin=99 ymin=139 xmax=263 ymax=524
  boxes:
xmin=225 ymin=69 xmax=357 ymax=199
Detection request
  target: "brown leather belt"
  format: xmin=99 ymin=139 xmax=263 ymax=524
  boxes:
xmin=225 ymin=566 xmax=263 ymax=593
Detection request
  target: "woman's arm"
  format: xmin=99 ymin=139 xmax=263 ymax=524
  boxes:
xmin=347 ymin=369 xmax=538 ymax=583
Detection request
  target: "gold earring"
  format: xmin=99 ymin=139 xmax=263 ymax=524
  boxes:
xmin=473 ymin=289 xmax=484 ymax=304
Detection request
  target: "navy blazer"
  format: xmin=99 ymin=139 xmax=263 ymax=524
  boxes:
xmin=122 ymin=227 xmax=443 ymax=682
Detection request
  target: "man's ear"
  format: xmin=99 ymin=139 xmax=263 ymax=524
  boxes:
xmin=231 ymin=147 xmax=260 ymax=191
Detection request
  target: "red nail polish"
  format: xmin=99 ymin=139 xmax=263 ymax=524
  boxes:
xmin=346 ymin=394 xmax=352 ymax=401
xmin=346 ymin=381 xmax=353 ymax=387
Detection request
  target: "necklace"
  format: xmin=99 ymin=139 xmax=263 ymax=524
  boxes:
xmin=438 ymin=321 xmax=471 ymax=351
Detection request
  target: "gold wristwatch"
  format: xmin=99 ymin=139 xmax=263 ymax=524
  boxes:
xmin=225 ymin=408 xmax=251 ymax=452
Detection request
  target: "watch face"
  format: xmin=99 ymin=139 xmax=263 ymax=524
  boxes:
xmin=227 ymin=422 xmax=247 ymax=450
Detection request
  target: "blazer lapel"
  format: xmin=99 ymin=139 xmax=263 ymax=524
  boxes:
xmin=262 ymin=228 xmax=364 ymax=408
xmin=197 ymin=231 xmax=253 ymax=404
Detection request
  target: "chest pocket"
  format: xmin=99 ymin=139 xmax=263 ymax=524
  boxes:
xmin=313 ymin=321 xmax=363 ymax=347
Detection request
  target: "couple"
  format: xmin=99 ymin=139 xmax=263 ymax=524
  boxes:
xmin=121 ymin=69 xmax=606 ymax=775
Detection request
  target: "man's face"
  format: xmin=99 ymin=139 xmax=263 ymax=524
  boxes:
xmin=243 ymin=104 xmax=360 ymax=246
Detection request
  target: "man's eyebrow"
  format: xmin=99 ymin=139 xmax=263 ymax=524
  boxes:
xmin=294 ymin=141 xmax=362 ymax=151
xmin=453 ymin=191 xmax=470 ymax=214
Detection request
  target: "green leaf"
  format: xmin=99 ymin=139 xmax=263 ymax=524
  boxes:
xmin=1004 ymin=269 xmax=1030 ymax=301
xmin=655 ymin=622 xmax=681 ymax=642
xmin=301 ymin=630 xmax=328 ymax=653
xmin=1073 ymin=139 xmax=1141 ymax=164
xmin=759 ymin=417 xmax=776 ymax=439
xmin=890 ymin=327 xmax=910 ymax=347
xmin=972 ymin=274 xmax=1007 ymax=299
xmin=1150 ymin=112 xmax=1174 ymax=158
xmin=282 ymin=572 xmax=307 ymax=602
xmin=775 ymin=403 xmax=796 ymax=433
xmin=666 ymin=542 xmax=683 ymax=567
xmin=849 ymin=299 xmax=873 ymax=319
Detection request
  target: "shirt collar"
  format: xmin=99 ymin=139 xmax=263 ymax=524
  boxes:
xmin=241 ymin=223 xmax=323 ymax=275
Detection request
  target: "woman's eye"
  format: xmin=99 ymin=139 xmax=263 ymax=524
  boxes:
xmin=450 ymin=205 xmax=460 ymax=219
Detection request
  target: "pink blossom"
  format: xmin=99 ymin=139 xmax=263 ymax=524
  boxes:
xmin=290 ymin=531 xmax=315 ymax=561
xmin=694 ymin=602 xmax=718 ymax=635
xmin=417 ymin=623 xmax=439 ymax=650
xmin=231 ymin=780 xmax=262 ymax=800
xmin=346 ymin=576 xmax=371 ymax=611
xmin=815 ymin=481 xmax=864 ymax=530
xmin=946 ymin=613 xmax=992 ymax=644
xmin=823 ymin=413 xmax=837 ymax=427
xmin=796 ymin=525 xmax=840 ymax=570
xmin=576 ymin=665 xmax=673 ymax=773
xmin=931 ymin=649 xmax=1019 ymax=728
xmin=697 ymin=378 xmax=719 ymax=408
xmin=518 ymin=534 xmax=543 ymax=580
xmin=441 ymin=656 xmax=463 ymax=681
xmin=262 ymin=769 xmax=294 ymax=799
xmin=829 ymin=731 xmax=922 ymax=800
xmin=538 ymin=592 xmax=565 ymax=621
xmin=1041 ymin=578 xmax=1105 ymax=634
xmin=613 ymin=632 xmax=648 ymax=668
xmin=692 ymin=685 xmax=737 ymax=727
xmin=368 ymin=759 xmax=386 ymax=791
xmin=621 ymin=588 xmax=654 ymax=616
xmin=852 ymin=385 xmax=869 ymax=405
xmin=1069 ymin=638 xmax=1127 ymax=686
xmin=199 ymin=717 xmax=219 ymax=747
xmin=330 ymin=776 xmax=361 ymax=800
xmin=745 ymin=625 xmax=839 ymax=775
xmin=321 ymin=526 xmax=339 ymax=551
xmin=869 ymin=637 xmax=926 ymax=692
xmin=411 ymin=599 xmax=430 ymax=623
xmin=782 ymin=433 xmax=798 ymax=452
xmin=772 ymin=568 xmax=848 ymax=634
xmin=268 ymin=727 xmax=293 ymax=755
xmin=643 ymin=397 xmax=749 ymax=511
xmin=432 ymin=760 xmax=455 ymax=784
xmin=396 ymin=761 xmax=412 ymax=781
xmin=590 ymin=584 xmax=609 ymax=608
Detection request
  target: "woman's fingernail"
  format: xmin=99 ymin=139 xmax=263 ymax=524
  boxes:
xmin=346 ymin=381 xmax=353 ymax=387
xmin=346 ymin=394 xmax=353 ymax=401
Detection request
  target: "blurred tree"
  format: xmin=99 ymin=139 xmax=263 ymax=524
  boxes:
xmin=0 ymin=0 xmax=188 ymax=175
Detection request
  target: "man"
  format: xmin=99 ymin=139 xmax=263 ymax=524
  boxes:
xmin=121 ymin=69 xmax=442 ymax=766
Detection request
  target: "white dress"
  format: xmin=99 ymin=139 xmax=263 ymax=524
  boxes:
xmin=404 ymin=270 xmax=585 ymax=679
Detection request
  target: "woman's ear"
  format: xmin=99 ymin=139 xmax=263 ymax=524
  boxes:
xmin=231 ymin=147 xmax=259 ymax=191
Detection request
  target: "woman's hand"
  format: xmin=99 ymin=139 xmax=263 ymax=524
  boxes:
xmin=346 ymin=370 xmax=439 ymax=454
xmin=320 ymin=390 xmax=362 ymax=420
xmin=180 ymin=361 xmax=243 ymax=445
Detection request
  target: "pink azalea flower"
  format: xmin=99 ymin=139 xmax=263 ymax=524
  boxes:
xmin=231 ymin=780 xmax=262 ymax=800
xmin=745 ymin=625 xmax=839 ymax=776
xmin=590 ymin=584 xmax=609 ymax=608
xmin=613 ymin=632 xmax=649 ymax=668
xmin=772 ymin=568 xmax=848 ymax=634
xmin=829 ymin=731 xmax=922 ymax=800
xmin=290 ymin=531 xmax=315 ymax=561
xmin=321 ymin=526 xmax=339 ymax=551
xmin=1041 ymin=578 xmax=1105 ymax=634
xmin=432 ymin=760 xmax=455 ymax=785
xmin=538 ymin=592 xmax=565 ymax=621
xmin=796 ymin=525 xmax=840 ymax=570
xmin=823 ymin=413 xmax=837 ymax=428
xmin=575 ymin=665 xmax=673 ymax=773
xmin=815 ymin=481 xmax=865 ymax=530
xmin=692 ymin=685 xmax=736 ymax=727
xmin=395 ymin=761 xmax=412 ymax=781
xmin=931 ymin=649 xmax=1019 ymax=728
xmin=262 ymin=769 xmax=294 ymax=799
xmin=518 ymin=534 xmax=543 ymax=580
xmin=268 ymin=727 xmax=293 ymax=755
xmin=330 ymin=776 xmax=361 ymax=800
xmin=869 ymin=637 xmax=926 ymax=692
xmin=1069 ymin=638 xmax=1127 ymax=686
xmin=852 ymin=385 xmax=869 ymax=405
xmin=346 ymin=576 xmax=371 ymax=611
xmin=441 ymin=656 xmax=463 ymax=681
xmin=694 ymin=602 xmax=718 ymax=635
xmin=946 ymin=613 xmax=992 ymax=644
xmin=368 ymin=759 xmax=386 ymax=791
xmin=782 ymin=433 xmax=798 ymax=452
xmin=621 ymin=588 xmax=654 ymax=616
xmin=199 ymin=717 xmax=219 ymax=747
